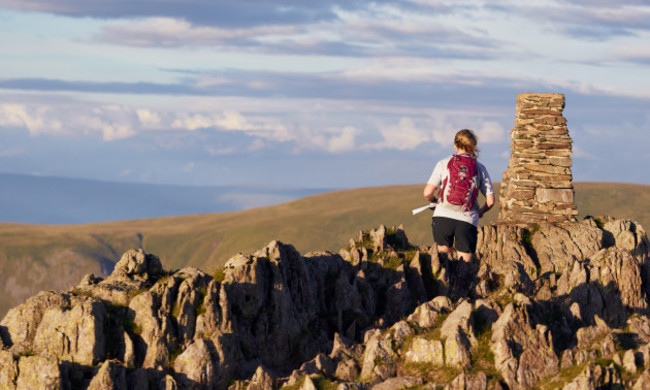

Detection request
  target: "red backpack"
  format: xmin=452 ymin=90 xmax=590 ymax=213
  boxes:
xmin=441 ymin=154 xmax=479 ymax=212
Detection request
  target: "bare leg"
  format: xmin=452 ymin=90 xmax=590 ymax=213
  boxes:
xmin=457 ymin=251 xmax=473 ymax=263
xmin=437 ymin=245 xmax=453 ymax=256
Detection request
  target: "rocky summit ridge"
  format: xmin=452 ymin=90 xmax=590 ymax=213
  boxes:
xmin=1 ymin=216 xmax=650 ymax=390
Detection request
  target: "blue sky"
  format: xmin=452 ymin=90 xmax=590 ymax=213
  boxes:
xmin=0 ymin=0 xmax=649 ymax=189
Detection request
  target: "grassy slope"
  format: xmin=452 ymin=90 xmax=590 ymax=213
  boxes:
xmin=0 ymin=182 xmax=648 ymax=317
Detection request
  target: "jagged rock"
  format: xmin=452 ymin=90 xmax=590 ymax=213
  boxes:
xmin=371 ymin=376 xmax=423 ymax=390
xmin=440 ymin=300 xmax=475 ymax=345
xmin=560 ymin=350 xmax=573 ymax=370
xmin=633 ymin=367 xmax=650 ymax=390
xmin=300 ymin=375 xmax=318 ymax=390
xmin=0 ymin=291 xmax=72 ymax=354
xmin=1 ymin=219 xmax=649 ymax=390
xmin=405 ymin=251 xmax=430 ymax=302
xmin=590 ymin=247 xmax=648 ymax=320
xmin=533 ymin=221 xmax=603 ymax=274
xmin=335 ymin=358 xmax=360 ymax=382
xmin=161 ymin=374 xmax=179 ymax=390
xmin=77 ymin=248 xmax=164 ymax=306
xmin=330 ymin=332 xmax=354 ymax=360
xmin=172 ymin=338 xmax=218 ymax=389
xmin=360 ymin=329 xmax=397 ymax=382
xmin=383 ymin=276 xmax=412 ymax=323
xmin=490 ymin=295 xmax=558 ymax=389
xmin=638 ymin=344 xmax=650 ymax=368
xmin=404 ymin=336 xmax=444 ymax=365
xmin=477 ymin=224 xmax=537 ymax=279
xmin=390 ymin=320 xmax=414 ymax=345
xmin=33 ymin=295 xmax=106 ymax=365
xmin=599 ymin=333 xmax=617 ymax=358
xmin=575 ymin=349 xmax=598 ymax=366
xmin=172 ymin=267 xmax=211 ymax=347
xmin=298 ymin=353 xmax=336 ymax=377
xmin=128 ymin=274 xmax=178 ymax=369
xmin=474 ymin=298 xmax=501 ymax=330
xmin=79 ymin=273 xmax=101 ymax=287
xmin=601 ymin=217 xmax=650 ymax=256
xmin=440 ymin=300 xmax=476 ymax=369
xmin=194 ymin=279 xmax=230 ymax=340
xmin=561 ymin=363 xmax=622 ymax=390
xmin=0 ymin=351 xmax=18 ymax=388
xmin=364 ymin=224 xmax=409 ymax=253
xmin=446 ymin=372 xmax=488 ymax=390
xmin=1 ymin=291 xmax=106 ymax=366
xmin=445 ymin=332 xmax=472 ymax=369
xmin=247 ymin=365 xmax=275 ymax=390
xmin=16 ymin=355 xmax=69 ymax=390
xmin=407 ymin=296 xmax=451 ymax=328
xmin=624 ymin=348 xmax=639 ymax=373
xmin=628 ymin=316 xmax=650 ymax=344
xmin=111 ymin=248 xmax=163 ymax=280
xmin=575 ymin=315 xmax=610 ymax=349
xmin=87 ymin=360 xmax=127 ymax=390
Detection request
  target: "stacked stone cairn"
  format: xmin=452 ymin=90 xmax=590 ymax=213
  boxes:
xmin=498 ymin=92 xmax=578 ymax=224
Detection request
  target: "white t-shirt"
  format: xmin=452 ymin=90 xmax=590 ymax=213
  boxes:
xmin=426 ymin=154 xmax=494 ymax=227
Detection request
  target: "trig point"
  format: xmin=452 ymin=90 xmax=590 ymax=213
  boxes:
xmin=498 ymin=93 xmax=578 ymax=224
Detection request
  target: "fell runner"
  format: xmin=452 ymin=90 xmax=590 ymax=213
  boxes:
xmin=423 ymin=129 xmax=494 ymax=267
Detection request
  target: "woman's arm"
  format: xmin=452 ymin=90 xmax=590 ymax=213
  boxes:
xmin=423 ymin=184 xmax=438 ymax=202
xmin=479 ymin=193 xmax=495 ymax=218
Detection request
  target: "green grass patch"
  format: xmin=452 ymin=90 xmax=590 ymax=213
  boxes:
xmin=213 ymin=268 xmax=226 ymax=283
xmin=537 ymin=363 xmax=586 ymax=390
xmin=127 ymin=288 xmax=149 ymax=302
xmin=471 ymin=322 xmax=499 ymax=380
xmin=521 ymin=223 xmax=540 ymax=249
xmin=593 ymin=217 xmax=605 ymax=229
xmin=400 ymin=362 xmax=460 ymax=384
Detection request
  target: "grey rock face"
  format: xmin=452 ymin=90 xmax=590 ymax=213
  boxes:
xmin=1 ymin=217 xmax=649 ymax=389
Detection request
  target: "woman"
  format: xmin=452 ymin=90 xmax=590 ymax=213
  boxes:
xmin=423 ymin=129 xmax=494 ymax=263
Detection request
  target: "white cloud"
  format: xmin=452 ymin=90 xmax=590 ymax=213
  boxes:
xmin=171 ymin=114 xmax=213 ymax=131
xmin=476 ymin=121 xmax=507 ymax=144
xmin=136 ymin=109 xmax=161 ymax=126
xmin=369 ymin=117 xmax=429 ymax=150
xmin=432 ymin=126 xmax=457 ymax=145
xmin=101 ymin=124 xmax=135 ymax=141
xmin=172 ymin=110 xmax=292 ymax=142
xmin=248 ymin=138 xmax=266 ymax=151
xmin=96 ymin=17 xmax=299 ymax=47
xmin=0 ymin=104 xmax=62 ymax=136
xmin=328 ymin=126 xmax=358 ymax=153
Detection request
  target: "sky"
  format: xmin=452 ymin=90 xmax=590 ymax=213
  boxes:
xmin=0 ymin=0 xmax=649 ymax=190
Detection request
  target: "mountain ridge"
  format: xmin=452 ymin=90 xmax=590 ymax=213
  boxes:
xmin=0 ymin=172 xmax=328 ymax=224
xmin=0 ymin=182 xmax=648 ymax=319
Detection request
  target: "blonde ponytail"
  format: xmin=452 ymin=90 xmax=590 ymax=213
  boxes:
xmin=454 ymin=129 xmax=479 ymax=157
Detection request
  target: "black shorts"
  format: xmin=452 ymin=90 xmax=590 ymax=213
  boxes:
xmin=431 ymin=216 xmax=478 ymax=253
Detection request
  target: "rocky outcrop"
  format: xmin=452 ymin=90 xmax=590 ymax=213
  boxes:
xmin=0 ymin=218 xmax=649 ymax=389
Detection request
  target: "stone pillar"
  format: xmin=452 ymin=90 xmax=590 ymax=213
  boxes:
xmin=498 ymin=93 xmax=578 ymax=224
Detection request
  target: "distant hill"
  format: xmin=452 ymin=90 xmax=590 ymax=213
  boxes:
xmin=0 ymin=172 xmax=327 ymax=224
xmin=0 ymin=182 xmax=648 ymax=317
